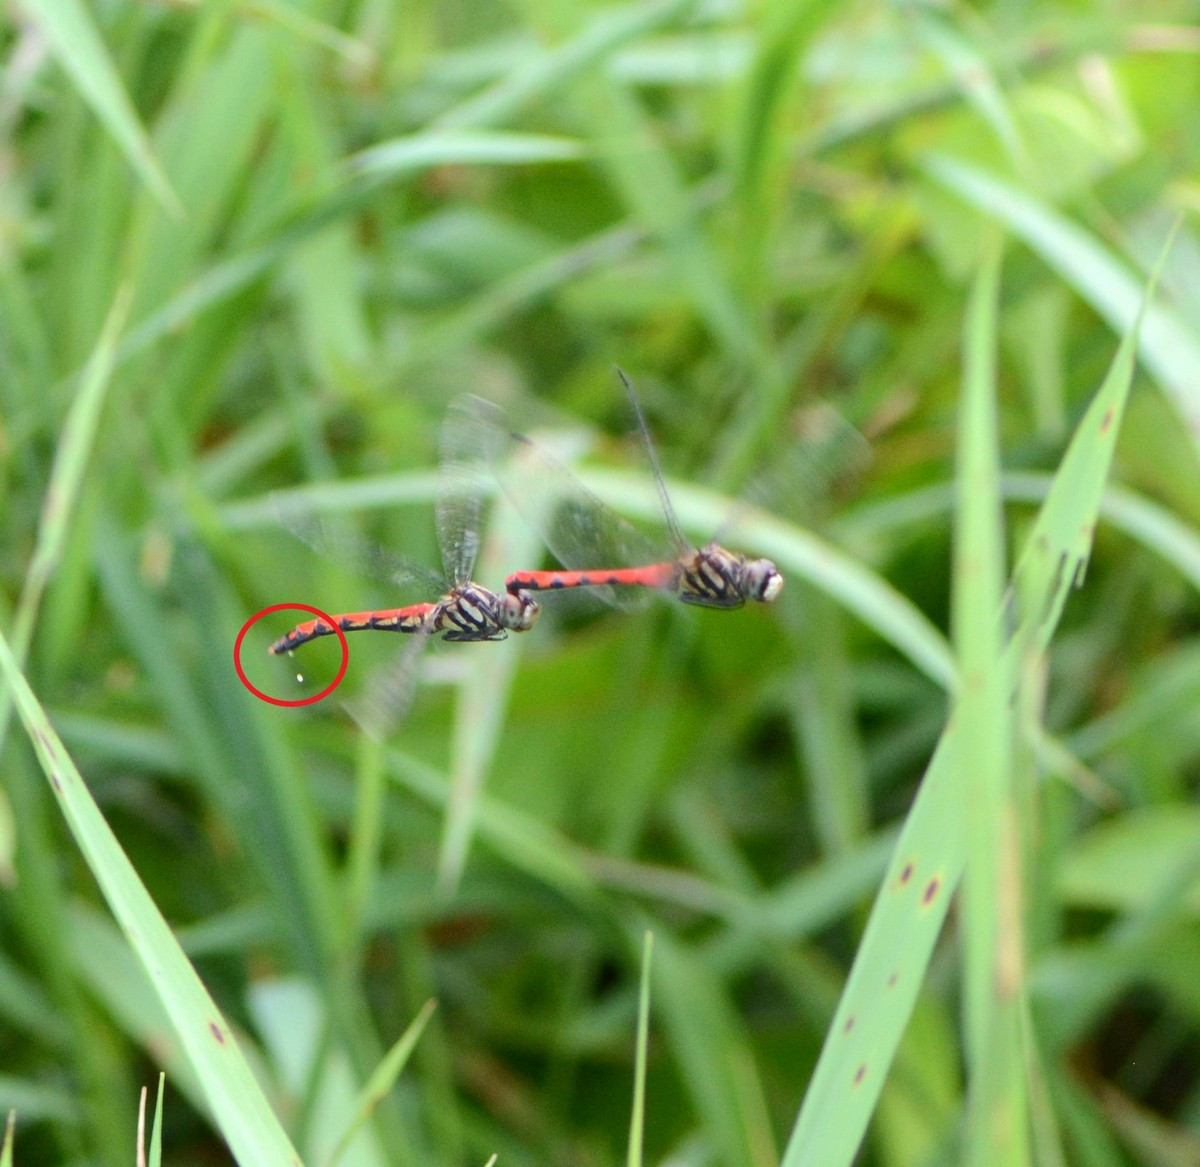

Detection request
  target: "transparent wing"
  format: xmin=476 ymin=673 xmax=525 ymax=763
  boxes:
xmin=704 ymin=399 xmax=871 ymax=550
xmin=740 ymin=400 xmax=871 ymax=526
xmin=616 ymin=368 xmax=690 ymax=555
xmin=469 ymin=398 xmax=672 ymax=578
xmin=273 ymin=493 xmax=447 ymax=596
xmin=436 ymin=398 xmax=496 ymax=589
xmin=345 ymin=621 xmax=434 ymax=741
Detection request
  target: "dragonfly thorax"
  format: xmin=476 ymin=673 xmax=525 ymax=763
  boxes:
xmin=435 ymin=583 xmax=540 ymax=641
xmin=675 ymin=544 xmax=784 ymax=608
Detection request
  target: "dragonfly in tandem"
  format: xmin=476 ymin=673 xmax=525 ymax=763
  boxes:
xmin=268 ymin=400 xmax=539 ymax=731
xmin=474 ymin=371 xmax=785 ymax=611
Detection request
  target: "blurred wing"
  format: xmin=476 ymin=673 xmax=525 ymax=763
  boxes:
xmin=436 ymin=398 xmax=493 ymax=589
xmin=273 ymin=493 xmax=446 ymax=595
xmin=512 ymin=435 xmax=670 ymax=574
xmin=712 ymin=401 xmax=872 ymax=546
xmin=470 ymin=400 xmax=672 ymax=609
xmin=744 ymin=400 xmax=871 ymax=523
xmin=616 ymin=368 xmax=690 ymax=555
xmin=345 ymin=621 xmax=434 ymax=741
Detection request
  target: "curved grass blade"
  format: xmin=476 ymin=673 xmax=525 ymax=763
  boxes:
xmin=476 ymin=398 xmax=665 ymax=610
xmin=323 ymin=1000 xmax=438 ymax=1167
xmin=23 ymin=0 xmax=177 ymax=211
xmin=0 ymin=631 xmax=301 ymax=1165
xmin=839 ymin=472 xmax=1200 ymax=606
xmin=925 ymin=155 xmax=1200 ymax=428
xmin=433 ymin=0 xmax=700 ymax=132
xmin=580 ymin=468 xmax=956 ymax=687
xmin=350 ymin=131 xmax=585 ymax=179
xmin=0 ymin=287 xmax=130 ymax=877
xmin=0 ymin=288 xmax=128 ymax=734
xmin=780 ymin=238 xmax=1155 ymax=1167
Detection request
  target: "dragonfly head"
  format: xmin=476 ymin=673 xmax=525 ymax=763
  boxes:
xmin=742 ymin=558 xmax=784 ymax=603
xmin=500 ymin=590 xmax=540 ymax=632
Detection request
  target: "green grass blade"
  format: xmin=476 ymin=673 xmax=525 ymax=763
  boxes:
xmin=437 ymin=485 xmax=550 ymax=895
xmin=953 ymin=238 xmax=1027 ymax=1166
xmin=792 ymin=593 xmax=872 ymax=855
xmin=433 ymin=0 xmax=700 ymax=132
xmin=238 ymin=0 xmax=371 ymax=65
xmin=343 ymin=736 xmax=388 ymax=960
xmin=222 ymin=464 xmax=955 ymax=690
xmin=626 ymin=931 xmax=653 ymax=1167
xmin=915 ymin=12 xmax=1030 ymax=175
xmin=325 ymin=1000 xmax=438 ymax=1167
xmin=66 ymin=907 xmax=204 ymax=1111
xmin=351 ymin=131 xmax=585 ymax=178
xmin=389 ymin=754 xmax=599 ymax=907
xmin=1015 ymin=476 xmax=1200 ymax=594
xmin=148 ymin=1073 xmax=165 ymax=1167
xmin=725 ymin=0 xmax=841 ymax=326
xmin=1 ymin=286 xmax=129 ymax=751
xmin=0 ymin=631 xmax=301 ymax=1165
xmin=731 ymin=0 xmax=839 ymax=202
xmin=840 ymin=472 xmax=1200 ymax=606
xmin=23 ymin=0 xmax=177 ymax=210
xmin=924 ymin=155 xmax=1200 ymax=425
xmin=580 ymin=79 xmax=761 ymax=365
xmin=580 ymin=469 xmax=956 ymax=688
xmin=652 ymin=930 xmax=775 ymax=1167
xmin=781 ymin=244 xmax=1152 ymax=1167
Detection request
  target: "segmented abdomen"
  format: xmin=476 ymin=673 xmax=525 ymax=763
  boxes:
xmin=269 ymin=605 xmax=433 ymax=654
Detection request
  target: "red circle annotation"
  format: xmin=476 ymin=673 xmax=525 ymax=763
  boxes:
xmin=234 ymin=603 xmax=348 ymax=707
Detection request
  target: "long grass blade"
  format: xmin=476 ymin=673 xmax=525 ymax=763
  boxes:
xmin=0 ymin=631 xmax=301 ymax=1165
xmin=626 ymin=931 xmax=654 ymax=1167
xmin=953 ymin=237 xmax=1028 ymax=1167
xmin=22 ymin=0 xmax=176 ymax=210
xmin=925 ymin=156 xmax=1200 ymax=430
xmin=780 ymin=232 xmax=1155 ymax=1167
xmin=324 ymin=1000 xmax=438 ymax=1167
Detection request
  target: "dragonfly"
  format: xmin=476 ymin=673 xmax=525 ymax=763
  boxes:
xmin=478 ymin=371 xmax=785 ymax=611
xmin=269 ymin=400 xmax=539 ymax=731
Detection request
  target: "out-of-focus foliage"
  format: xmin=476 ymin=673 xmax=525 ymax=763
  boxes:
xmin=3 ymin=2 xmax=1200 ymax=1165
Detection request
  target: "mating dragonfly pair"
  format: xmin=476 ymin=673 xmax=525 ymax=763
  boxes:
xmin=270 ymin=374 xmax=784 ymax=727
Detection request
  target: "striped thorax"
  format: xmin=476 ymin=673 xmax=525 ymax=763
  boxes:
xmin=673 ymin=543 xmax=784 ymax=609
xmin=432 ymin=583 xmax=540 ymax=641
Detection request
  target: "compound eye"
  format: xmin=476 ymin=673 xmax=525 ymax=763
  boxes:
xmin=502 ymin=591 xmax=540 ymax=630
xmin=744 ymin=559 xmax=784 ymax=602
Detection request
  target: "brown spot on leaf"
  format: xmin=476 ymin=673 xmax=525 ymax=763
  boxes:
xmin=898 ymin=863 xmax=914 ymax=886
xmin=1099 ymin=405 xmax=1115 ymax=435
xmin=854 ymin=1064 xmax=867 ymax=1086
xmin=35 ymin=729 xmax=56 ymax=761
xmin=209 ymin=1021 xmax=225 ymax=1044
xmin=923 ymin=877 xmax=941 ymax=905
xmin=844 ymin=1015 xmax=855 ymax=1034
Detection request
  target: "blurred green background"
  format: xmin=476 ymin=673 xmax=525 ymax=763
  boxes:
xmin=4 ymin=1 xmax=1200 ymax=1165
